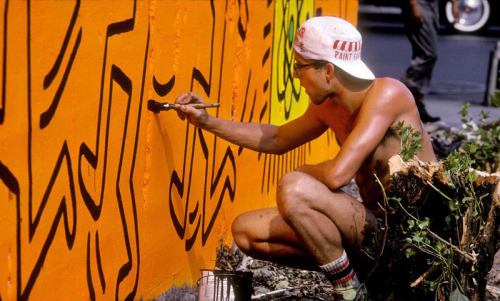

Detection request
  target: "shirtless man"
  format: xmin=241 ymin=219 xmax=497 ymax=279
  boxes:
xmin=175 ymin=17 xmax=436 ymax=296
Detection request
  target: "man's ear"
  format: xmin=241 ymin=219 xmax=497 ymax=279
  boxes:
xmin=326 ymin=63 xmax=335 ymax=81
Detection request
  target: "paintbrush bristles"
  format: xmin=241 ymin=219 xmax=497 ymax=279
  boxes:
xmin=147 ymin=99 xmax=162 ymax=113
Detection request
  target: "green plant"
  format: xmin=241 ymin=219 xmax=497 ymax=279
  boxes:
xmin=459 ymin=102 xmax=500 ymax=173
xmin=395 ymin=121 xmax=423 ymax=162
xmin=490 ymin=91 xmax=500 ymax=108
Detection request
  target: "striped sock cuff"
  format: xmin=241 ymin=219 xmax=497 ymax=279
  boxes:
xmin=319 ymin=250 xmax=359 ymax=289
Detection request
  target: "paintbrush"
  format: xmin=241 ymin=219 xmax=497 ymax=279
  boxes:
xmin=147 ymin=99 xmax=220 ymax=113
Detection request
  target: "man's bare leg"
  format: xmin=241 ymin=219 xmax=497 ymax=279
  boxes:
xmin=275 ymin=171 xmax=379 ymax=265
xmin=232 ymin=171 xmax=378 ymax=294
xmin=232 ymin=171 xmax=378 ymax=267
xmin=232 ymin=207 xmax=319 ymax=270
xmin=275 ymin=171 xmax=379 ymax=293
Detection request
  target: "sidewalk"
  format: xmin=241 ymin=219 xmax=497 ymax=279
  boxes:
xmin=425 ymin=97 xmax=500 ymax=129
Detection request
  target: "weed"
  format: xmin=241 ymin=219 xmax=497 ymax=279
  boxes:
xmin=459 ymin=102 xmax=500 ymax=173
xmin=490 ymin=91 xmax=500 ymax=108
xmin=395 ymin=121 xmax=423 ymax=162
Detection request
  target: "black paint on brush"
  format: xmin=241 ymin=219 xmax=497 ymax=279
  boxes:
xmin=147 ymin=99 xmax=162 ymax=113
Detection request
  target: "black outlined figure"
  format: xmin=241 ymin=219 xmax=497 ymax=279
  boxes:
xmin=78 ymin=6 xmax=136 ymax=222
xmin=82 ymin=63 xmax=142 ymax=301
xmin=79 ymin=2 xmax=148 ymax=294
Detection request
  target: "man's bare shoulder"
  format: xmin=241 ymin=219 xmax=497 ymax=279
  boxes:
xmin=368 ymin=78 xmax=413 ymax=104
xmin=362 ymin=77 xmax=415 ymax=116
xmin=355 ymin=77 xmax=420 ymax=134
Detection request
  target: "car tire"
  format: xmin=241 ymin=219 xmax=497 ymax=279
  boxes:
xmin=444 ymin=0 xmax=490 ymax=33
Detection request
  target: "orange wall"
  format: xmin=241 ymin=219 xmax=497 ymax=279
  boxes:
xmin=0 ymin=0 xmax=357 ymax=300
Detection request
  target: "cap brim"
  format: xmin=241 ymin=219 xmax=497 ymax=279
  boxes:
xmin=334 ymin=60 xmax=375 ymax=80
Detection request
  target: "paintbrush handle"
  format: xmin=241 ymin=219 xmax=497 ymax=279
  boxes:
xmin=164 ymin=103 xmax=220 ymax=110
xmin=180 ymin=103 xmax=220 ymax=109
xmin=147 ymin=99 xmax=221 ymax=113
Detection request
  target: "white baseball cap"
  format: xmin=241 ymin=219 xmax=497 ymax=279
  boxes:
xmin=293 ymin=17 xmax=375 ymax=80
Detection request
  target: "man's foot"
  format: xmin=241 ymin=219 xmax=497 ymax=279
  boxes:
xmin=332 ymin=285 xmax=370 ymax=300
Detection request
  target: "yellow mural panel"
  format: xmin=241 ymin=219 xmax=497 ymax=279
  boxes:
xmin=270 ymin=0 xmax=314 ymax=126
xmin=0 ymin=0 xmax=357 ymax=300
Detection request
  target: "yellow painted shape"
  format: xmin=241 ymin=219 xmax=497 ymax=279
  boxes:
xmin=270 ymin=0 xmax=314 ymax=126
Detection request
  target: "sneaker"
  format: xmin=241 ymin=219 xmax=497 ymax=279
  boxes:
xmin=332 ymin=285 xmax=370 ymax=300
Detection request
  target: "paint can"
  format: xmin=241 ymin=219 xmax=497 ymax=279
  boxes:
xmin=198 ymin=269 xmax=253 ymax=301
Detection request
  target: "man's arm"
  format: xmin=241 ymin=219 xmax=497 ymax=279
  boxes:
xmin=175 ymin=92 xmax=328 ymax=154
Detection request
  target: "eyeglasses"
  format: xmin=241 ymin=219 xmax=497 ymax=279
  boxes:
xmin=293 ymin=62 xmax=315 ymax=78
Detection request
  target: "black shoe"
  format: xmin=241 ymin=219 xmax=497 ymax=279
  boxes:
xmin=417 ymin=102 xmax=440 ymax=123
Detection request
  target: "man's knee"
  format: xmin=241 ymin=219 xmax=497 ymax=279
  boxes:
xmin=231 ymin=213 xmax=252 ymax=253
xmin=277 ymin=172 xmax=311 ymax=218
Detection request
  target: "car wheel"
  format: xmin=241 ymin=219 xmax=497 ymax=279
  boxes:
xmin=444 ymin=0 xmax=490 ymax=33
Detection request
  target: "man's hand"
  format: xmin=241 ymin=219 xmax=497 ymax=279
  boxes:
xmin=450 ymin=0 xmax=460 ymax=24
xmin=409 ymin=1 xmax=424 ymax=25
xmin=175 ymin=92 xmax=210 ymax=128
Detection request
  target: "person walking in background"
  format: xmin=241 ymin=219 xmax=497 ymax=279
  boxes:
xmin=401 ymin=0 xmax=458 ymax=123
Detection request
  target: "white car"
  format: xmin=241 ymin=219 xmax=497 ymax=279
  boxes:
xmin=359 ymin=0 xmax=497 ymax=34
xmin=444 ymin=0 xmax=494 ymax=33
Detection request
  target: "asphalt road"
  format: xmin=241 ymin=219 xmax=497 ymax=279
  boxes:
xmin=357 ymin=16 xmax=500 ymax=127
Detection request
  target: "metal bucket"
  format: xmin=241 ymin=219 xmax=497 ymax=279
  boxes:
xmin=198 ymin=269 xmax=253 ymax=301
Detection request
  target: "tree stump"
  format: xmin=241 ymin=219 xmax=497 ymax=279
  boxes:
xmin=368 ymin=155 xmax=499 ymax=301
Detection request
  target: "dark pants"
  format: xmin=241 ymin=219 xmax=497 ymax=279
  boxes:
xmin=401 ymin=0 xmax=439 ymax=98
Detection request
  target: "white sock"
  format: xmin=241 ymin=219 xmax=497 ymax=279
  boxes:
xmin=319 ymin=250 xmax=360 ymax=290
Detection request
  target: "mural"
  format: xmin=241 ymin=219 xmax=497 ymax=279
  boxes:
xmin=0 ymin=0 xmax=357 ymax=300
